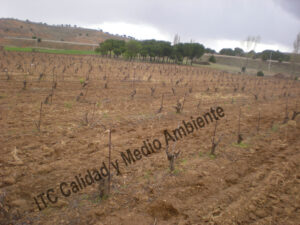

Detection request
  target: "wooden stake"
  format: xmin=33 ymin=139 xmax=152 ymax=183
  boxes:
xmin=257 ymin=111 xmax=260 ymax=134
xmin=156 ymin=94 xmax=164 ymax=114
xmin=210 ymin=120 xmax=222 ymax=155
xmin=35 ymin=102 xmax=43 ymax=131
xmin=108 ymin=129 xmax=112 ymax=194
xmin=283 ymin=96 xmax=289 ymax=123
xmin=237 ymin=107 xmax=243 ymax=144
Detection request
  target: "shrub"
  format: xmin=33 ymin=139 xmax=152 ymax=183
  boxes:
xmin=257 ymin=71 xmax=264 ymax=77
xmin=208 ymin=55 xmax=216 ymax=63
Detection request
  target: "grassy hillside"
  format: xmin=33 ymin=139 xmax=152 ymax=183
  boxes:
xmin=201 ymin=54 xmax=300 ymax=77
xmin=4 ymin=46 xmax=97 ymax=55
xmin=0 ymin=18 xmax=129 ymax=50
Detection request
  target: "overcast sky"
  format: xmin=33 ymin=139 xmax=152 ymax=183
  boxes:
xmin=1 ymin=0 xmax=300 ymax=52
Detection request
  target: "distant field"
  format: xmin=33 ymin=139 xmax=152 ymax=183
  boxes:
xmin=4 ymin=46 xmax=97 ymax=55
xmin=4 ymin=46 xmax=300 ymax=77
xmin=201 ymin=54 xmax=300 ymax=77
xmin=198 ymin=62 xmax=266 ymax=76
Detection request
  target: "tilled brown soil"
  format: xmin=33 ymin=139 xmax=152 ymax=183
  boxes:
xmin=0 ymin=51 xmax=299 ymax=225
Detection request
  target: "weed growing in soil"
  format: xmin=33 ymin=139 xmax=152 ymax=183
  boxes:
xmin=102 ymin=112 xmax=108 ymax=118
xmin=232 ymin=142 xmax=249 ymax=148
xmin=272 ymin=123 xmax=279 ymax=132
xmin=64 ymin=102 xmax=72 ymax=109
xmin=79 ymin=78 xmax=84 ymax=85
xmin=180 ymin=158 xmax=187 ymax=165
xmin=144 ymin=171 xmax=151 ymax=180
xmin=209 ymin=154 xmax=216 ymax=159
xmin=169 ymin=168 xmax=181 ymax=175
xmin=80 ymin=194 xmax=105 ymax=205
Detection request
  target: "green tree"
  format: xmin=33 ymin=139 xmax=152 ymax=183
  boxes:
xmin=125 ymin=40 xmax=141 ymax=60
xmin=257 ymin=50 xmax=289 ymax=62
xmin=205 ymin=48 xmax=216 ymax=54
xmin=104 ymin=39 xmax=115 ymax=57
xmin=96 ymin=39 xmax=126 ymax=57
xmin=209 ymin=55 xmax=216 ymax=63
xmin=159 ymin=41 xmax=172 ymax=62
xmin=173 ymin=43 xmax=185 ymax=64
xmin=183 ymin=43 xmax=205 ymax=65
xmin=140 ymin=40 xmax=154 ymax=60
xmin=247 ymin=50 xmax=256 ymax=59
xmin=96 ymin=41 xmax=109 ymax=56
xmin=234 ymin=47 xmax=244 ymax=56
xmin=95 ymin=38 xmax=206 ymax=65
xmin=112 ymin=40 xmax=126 ymax=57
xmin=219 ymin=48 xmax=235 ymax=56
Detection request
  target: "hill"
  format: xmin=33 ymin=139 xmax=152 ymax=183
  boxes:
xmin=0 ymin=18 xmax=130 ymax=50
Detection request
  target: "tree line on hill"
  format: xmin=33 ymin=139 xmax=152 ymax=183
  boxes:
xmin=95 ymin=39 xmax=208 ymax=65
xmin=219 ymin=47 xmax=290 ymax=62
xmin=95 ymin=39 xmax=291 ymax=64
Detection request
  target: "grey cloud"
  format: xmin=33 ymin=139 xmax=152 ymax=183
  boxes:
xmin=1 ymin=0 xmax=299 ymax=51
xmin=273 ymin=0 xmax=300 ymax=20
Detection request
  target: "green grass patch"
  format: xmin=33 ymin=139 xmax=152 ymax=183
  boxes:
xmin=4 ymin=46 xmax=98 ymax=55
xmin=143 ymin=170 xmax=151 ymax=180
xmin=172 ymin=168 xmax=181 ymax=175
xmin=196 ymin=63 xmax=243 ymax=74
xmin=81 ymin=194 xmax=89 ymax=200
xmin=209 ymin=153 xmax=216 ymax=159
xmin=101 ymin=194 xmax=110 ymax=201
xmin=64 ymin=102 xmax=72 ymax=109
xmin=121 ymin=184 xmax=128 ymax=189
xmin=0 ymin=94 xmax=6 ymax=99
xmin=198 ymin=152 xmax=216 ymax=159
xmin=232 ymin=142 xmax=249 ymax=148
xmin=79 ymin=78 xmax=85 ymax=84
xmin=80 ymin=193 xmax=107 ymax=204
xmin=167 ymin=168 xmax=182 ymax=175
xmin=271 ymin=123 xmax=279 ymax=132
xmin=180 ymin=158 xmax=187 ymax=165
xmin=4 ymin=46 xmax=33 ymax=52
xmin=91 ymin=195 xmax=102 ymax=204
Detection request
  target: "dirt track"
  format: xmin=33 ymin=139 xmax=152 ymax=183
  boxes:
xmin=0 ymin=51 xmax=299 ymax=225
